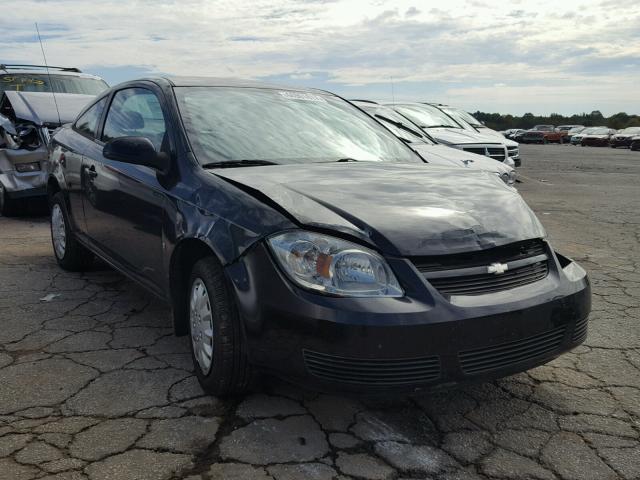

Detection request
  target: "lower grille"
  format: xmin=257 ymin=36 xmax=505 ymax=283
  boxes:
xmin=429 ymin=261 xmax=548 ymax=296
xmin=303 ymin=350 xmax=440 ymax=386
xmin=572 ymin=317 xmax=588 ymax=342
xmin=459 ymin=325 xmax=566 ymax=375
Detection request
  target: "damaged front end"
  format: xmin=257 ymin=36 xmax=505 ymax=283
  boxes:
xmin=0 ymin=99 xmax=51 ymax=202
xmin=0 ymin=90 xmax=94 ymax=213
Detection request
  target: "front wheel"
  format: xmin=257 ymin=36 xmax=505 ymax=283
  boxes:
xmin=50 ymin=192 xmax=94 ymax=271
xmin=188 ymin=256 xmax=252 ymax=396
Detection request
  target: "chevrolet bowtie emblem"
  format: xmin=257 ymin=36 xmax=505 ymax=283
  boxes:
xmin=487 ymin=262 xmax=509 ymax=274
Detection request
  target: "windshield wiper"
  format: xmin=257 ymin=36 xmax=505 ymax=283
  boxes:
xmin=423 ymin=124 xmax=457 ymax=129
xmin=201 ymin=160 xmax=279 ymax=169
xmin=375 ymin=114 xmax=424 ymax=138
xmin=335 ymin=158 xmax=361 ymax=162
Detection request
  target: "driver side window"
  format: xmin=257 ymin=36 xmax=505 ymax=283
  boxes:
xmin=102 ymin=88 xmax=167 ymax=151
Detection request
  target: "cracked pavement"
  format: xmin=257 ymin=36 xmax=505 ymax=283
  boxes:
xmin=0 ymin=144 xmax=639 ymax=480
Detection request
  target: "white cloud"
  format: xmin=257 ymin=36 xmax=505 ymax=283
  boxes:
xmin=1 ymin=0 xmax=638 ymax=114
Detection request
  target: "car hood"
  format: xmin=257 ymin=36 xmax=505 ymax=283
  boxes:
xmin=413 ymin=143 xmax=511 ymax=174
xmin=426 ymin=127 xmax=504 ymax=146
xmin=212 ymin=162 xmax=544 ymax=257
xmin=2 ymin=91 xmax=95 ymax=126
xmin=476 ymin=127 xmax=518 ymax=145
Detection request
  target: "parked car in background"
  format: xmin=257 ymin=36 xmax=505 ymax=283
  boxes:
xmin=387 ymin=103 xmax=521 ymax=166
xmin=351 ymin=100 xmax=516 ymax=185
xmin=556 ymin=125 xmax=584 ymax=142
xmin=581 ymin=127 xmax=617 ymax=147
xmin=570 ymin=127 xmax=604 ymax=145
xmin=506 ymin=129 xmax=526 ymax=140
xmin=426 ymin=104 xmax=520 ymax=165
xmin=518 ymin=125 xmax=565 ymax=144
xmin=47 ymin=77 xmax=590 ymax=395
xmin=0 ymin=64 xmax=107 ymax=215
xmin=514 ymin=129 xmax=543 ymax=144
xmin=566 ymin=126 xmax=586 ymax=138
xmin=610 ymin=127 xmax=640 ymax=148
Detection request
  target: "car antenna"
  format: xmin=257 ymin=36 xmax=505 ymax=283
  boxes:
xmin=390 ymin=76 xmax=395 ymax=105
xmin=35 ymin=22 xmax=61 ymax=126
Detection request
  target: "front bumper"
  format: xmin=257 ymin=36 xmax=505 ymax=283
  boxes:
xmin=582 ymin=138 xmax=609 ymax=147
xmin=228 ymin=242 xmax=591 ymax=394
xmin=610 ymin=138 xmax=632 ymax=148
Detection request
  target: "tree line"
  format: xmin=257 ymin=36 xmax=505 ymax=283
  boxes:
xmin=472 ymin=111 xmax=640 ymax=131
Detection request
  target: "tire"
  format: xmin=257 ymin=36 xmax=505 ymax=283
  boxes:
xmin=559 ymin=137 xmax=564 ymax=144
xmin=0 ymin=183 xmax=20 ymax=217
xmin=187 ymin=256 xmax=252 ymax=396
xmin=50 ymin=192 xmax=94 ymax=271
xmin=543 ymin=138 xmax=548 ymax=145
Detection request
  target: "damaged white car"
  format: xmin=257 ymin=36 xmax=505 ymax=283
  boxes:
xmin=0 ymin=65 xmax=107 ymax=215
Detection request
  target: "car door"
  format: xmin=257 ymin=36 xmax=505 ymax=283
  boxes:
xmin=82 ymin=86 xmax=170 ymax=292
xmin=59 ymin=97 xmax=107 ymax=234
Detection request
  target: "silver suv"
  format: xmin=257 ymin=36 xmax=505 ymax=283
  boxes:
xmin=388 ymin=103 xmax=519 ymax=167
xmin=0 ymin=65 xmax=107 ymax=215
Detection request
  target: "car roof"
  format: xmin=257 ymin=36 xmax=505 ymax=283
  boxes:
xmin=0 ymin=65 xmax=104 ymax=80
xmin=152 ymin=76 xmax=332 ymax=95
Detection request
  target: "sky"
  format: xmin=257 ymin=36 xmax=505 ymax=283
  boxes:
xmin=1 ymin=0 xmax=639 ymax=116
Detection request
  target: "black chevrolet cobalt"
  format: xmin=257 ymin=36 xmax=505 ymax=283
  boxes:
xmin=47 ymin=77 xmax=591 ymax=395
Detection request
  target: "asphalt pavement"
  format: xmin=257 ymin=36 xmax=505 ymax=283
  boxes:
xmin=0 ymin=143 xmax=638 ymax=480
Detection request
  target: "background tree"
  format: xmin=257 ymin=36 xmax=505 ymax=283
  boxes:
xmin=469 ymin=110 xmax=639 ymax=131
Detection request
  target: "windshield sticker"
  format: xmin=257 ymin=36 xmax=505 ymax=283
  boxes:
xmin=278 ymin=91 xmax=326 ymax=102
xmin=1 ymin=76 xmax=47 ymax=91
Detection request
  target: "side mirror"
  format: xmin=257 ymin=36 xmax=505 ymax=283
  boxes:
xmin=103 ymin=136 xmax=169 ymax=171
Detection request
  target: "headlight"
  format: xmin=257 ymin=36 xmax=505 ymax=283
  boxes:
xmin=2 ymin=129 xmax=21 ymax=149
xmin=268 ymin=231 xmax=403 ymax=297
xmin=498 ymin=170 xmax=516 ymax=186
xmin=15 ymin=162 xmax=41 ymax=173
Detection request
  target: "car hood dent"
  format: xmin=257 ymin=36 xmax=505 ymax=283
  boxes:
xmin=212 ymin=163 xmax=545 ymax=256
xmin=3 ymin=91 xmax=95 ymax=126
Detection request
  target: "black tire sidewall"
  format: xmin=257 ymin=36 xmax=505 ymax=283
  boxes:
xmin=187 ymin=256 xmax=250 ymax=396
xmin=50 ymin=192 xmax=92 ymax=270
xmin=0 ymin=183 xmax=15 ymax=216
xmin=51 ymin=193 xmax=72 ymax=264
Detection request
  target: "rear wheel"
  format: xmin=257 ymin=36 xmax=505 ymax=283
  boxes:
xmin=188 ymin=256 xmax=252 ymax=396
xmin=0 ymin=183 xmax=20 ymax=217
xmin=50 ymin=192 xmax=93 ymax=271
